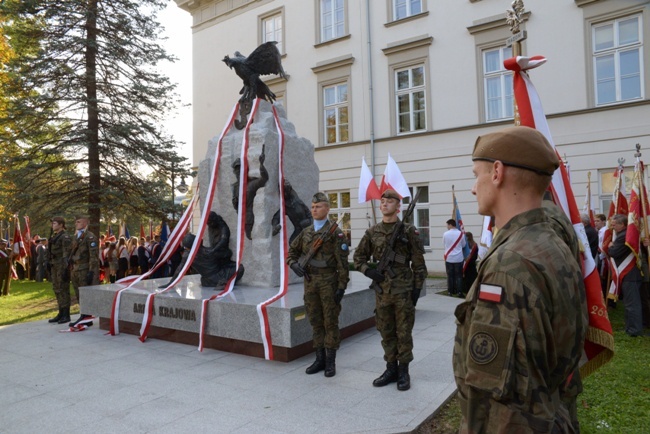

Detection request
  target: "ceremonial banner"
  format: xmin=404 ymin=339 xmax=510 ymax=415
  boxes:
xmin=451 ymin=188 xmax=470 ymax=259
xmin=12 ymin=217 xmax=26 ymax=259
xmin=478 ymin=216 xmax=493 ymax=260
xmin=603 ymin=163 xmax=630 ymax=300
xmin=505 ymin=55 xmax=614 ymax=377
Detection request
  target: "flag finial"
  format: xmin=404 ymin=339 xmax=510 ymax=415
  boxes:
xmin=635 ymin=143 xmax=641 ymax=158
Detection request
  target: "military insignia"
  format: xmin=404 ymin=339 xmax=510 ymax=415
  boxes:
xmin=469 ymin=331 xmax=498 ymax=365
xmin=478 ymin=284 xmax=503 ymax=303
xmin=341 ymin=243 xmax=348 ymax=251
xmin=90 ymin=242 xmax=97 ymax=247
xmin=414 ymin=229 xmax=420 ymax=235
xmin=337 ymin=233 xmax=345 ymax=238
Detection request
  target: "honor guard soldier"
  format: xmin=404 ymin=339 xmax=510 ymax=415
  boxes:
xmin=353 ymin=189 xmax=428 ymax=391
xmin=0 ymin=239 xmax=12 ymax=296
xmin=47 ymin=217 xmax=73 ymax=323
xmin=453 ymin=126 xmax=586 ymax=432
xmin=288 ymin=192 xmax=349 ymax=377
xmin=68 ymin=215 xmax=100 ymax=327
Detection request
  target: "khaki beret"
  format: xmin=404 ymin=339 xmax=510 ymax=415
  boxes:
xmin=472 ymin=126 xmax=559 ymax=177
xmin=0 ymin=238 xmax=7 ymax=244
xmin=312 ymin=192 xmax=329 ymax=204
xmin=381 ymin=189 xmax=401 ymax=200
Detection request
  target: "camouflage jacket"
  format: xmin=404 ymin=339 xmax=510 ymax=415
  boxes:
xmin=353 ymin=220 xmax=427 ymax=294
xmin=453 ymin=208 xmax=586 ymax=433
xmin=287 ymin=220 xmax=350 ymax=291
xmin=48 ymin=229 xmax=72 ymax=268
xmin=69 ymin=230 xmax=100 ymax=273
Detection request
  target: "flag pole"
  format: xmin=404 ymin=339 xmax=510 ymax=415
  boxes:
xmin=451 ymin=185 xmax=456 ymax=220
xmin=506 ymin=0 xmax=527 ymax=125
xmin=634 ymin=144 xmax=650 ymax=271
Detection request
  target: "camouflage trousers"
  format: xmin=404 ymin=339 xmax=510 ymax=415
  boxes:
xmin=71 ymin=268 xmax=99 ymax=306
xmin=375 ymin=291 xmax=415 ymax=364
xmin=304 ymin=273 xmax=341 ymax=350
xmin=51 ymin=265 xmax=71 ymax=309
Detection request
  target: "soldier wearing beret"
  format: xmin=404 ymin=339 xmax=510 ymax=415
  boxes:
xmin=48 ymin=217 xmax=73 ymax=323
xmin=288 ymin=192 xmax=349 ymax=377
xmin=453 ymin=126 xmax=587 ymax=432
xmin=0 ymin=238 xmax=12 ymax=296
xmin=68 ymin=215 xmax=100 ymax=327
xmin=354 ymin=189 xmax=428 ymax=391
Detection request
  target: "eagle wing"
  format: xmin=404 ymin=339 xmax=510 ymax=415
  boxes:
xmin=245 ymin=41 xmax=286 ymax=78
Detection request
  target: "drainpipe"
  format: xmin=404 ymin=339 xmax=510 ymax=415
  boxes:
xmin=366 ymin=0 xmax=377 ymax=224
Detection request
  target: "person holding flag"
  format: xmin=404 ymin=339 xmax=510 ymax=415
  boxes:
xmin=453 ymin=126 xmax=587 ymax=433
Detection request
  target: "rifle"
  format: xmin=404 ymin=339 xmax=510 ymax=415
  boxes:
xmin=298 ymin=216 xmax=344 ymax=282
xmin=370 ymin=189 xmax=421 ymax=294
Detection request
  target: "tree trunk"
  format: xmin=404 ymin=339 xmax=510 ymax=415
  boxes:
xmin=85 ymin=0 xmax=101 ymax=236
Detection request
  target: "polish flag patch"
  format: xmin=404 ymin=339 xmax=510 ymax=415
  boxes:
xmin=478 ymin=284 xmax=503 ymax=303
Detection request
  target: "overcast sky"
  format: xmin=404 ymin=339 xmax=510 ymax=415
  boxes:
xmin=158 ymin=2 xmax=194 ymax=166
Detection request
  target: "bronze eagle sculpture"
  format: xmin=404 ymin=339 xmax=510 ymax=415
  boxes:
xmin=223 ymin=42 xmax=287 ymax=128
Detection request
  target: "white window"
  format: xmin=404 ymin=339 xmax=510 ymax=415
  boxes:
xmin=395 ymin=65 xmax=426 ymax=133
xmin=262 ymin=13 xmax=283 ymax=54
xmin=323 ymin=83 xmax=349 ymax=144
xmin=402 ymin=186 xmax=430 ymax=247
xmin=593 ymin=15 xmax=643 ymax=105
xmin=320 ymin=0 xmax=345 ymax=42
xmin=483 ymin=46 xmax=513 ymax=121
xmin=393 ymin=0 xmax=422 ymax=20
xmin=327 ymin=191 xmax=351 ymax=244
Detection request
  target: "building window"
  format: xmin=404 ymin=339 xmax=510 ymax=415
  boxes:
xmin=327 ymin=191 xmax=351 ymax=244
xmin=323 ymin=83 xmax=349 ymax=144
xmin=483 ymin=46 xmax=513 ymax=121
xmin=599 ymin=166 xmax=633 ymax=213
xmin=402 ymin=185 xmax=429 ymax=247
xmin=393 ymin=0 xmax=422 ymax=21
xmin=593 ymin=15 xmax=643 ymax=105
xmin=320 ymin=0 xmax=345 ymax=42
xmin=395 ymin=65 xmax=426 ymax=133
xmin=262 ymin=12 xmax=284 ymax=54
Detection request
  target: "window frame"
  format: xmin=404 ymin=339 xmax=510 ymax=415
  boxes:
xmin=318 ymin=0 xmax=348 ymax=44
xmin=394 ymin=64 xmax=427 ymax=134
xmin=327 ymin=191 xmax=352 ymax=245
xmin=402 ymin=185 xmax=430 ymax=248
xmin=323 ymin=82 xmax=350 ymax=145
xmin=260 ymin=8 xmax=285 ymax=55
xmin=591 ymin=14 xmax=644 ymax=106
xmin=482 ymin=45 xmax=514 ymax=122
xmin=390 ymin=0 xmax=425 ymax=22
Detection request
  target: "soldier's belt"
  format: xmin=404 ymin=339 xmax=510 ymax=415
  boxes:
xmin=308 ymin=267 xmax=336 ymax=275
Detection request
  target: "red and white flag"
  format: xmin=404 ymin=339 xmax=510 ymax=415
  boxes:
xmin=478 ymin=216 xmax=494 ymax=260
xmin=358 ymin=156 xmax=382 ymax=203
xmin=380 ymin=153 xmax=411 ymax=198
xmin=505 ymin=55 xmax=614 ymax=377
xmin=602 ymin=163 xmax=628 ymax=266
xmin=12 ymin=217 xmax=27 ymax=259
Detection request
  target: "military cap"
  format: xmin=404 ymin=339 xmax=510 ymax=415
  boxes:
xmin=0 ymin=238 xmax=7 ymax=244
xmin=75 ymin=214 xmax=90 ymax=221
xmin=381 ymin=189 xmax=401 ymax=200
xmin=312 ymin=192 xmax=329 ymax=204
xmin=472 ymin=126 xmax=559 ymax=177
xmin=51 ymin=216 xmax=66 ymax=226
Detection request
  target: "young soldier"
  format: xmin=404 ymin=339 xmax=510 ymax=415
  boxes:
xmin=0 ymin=239 xmax=12 ymax=296
xmin=68 ymin=215 xmax=100 ymax=327
xmin=288 ymin=192 xmax=349 ymax=377
xmin=454 ymin=126 xmax=586 ymax=432
xmin=353 ymin=189 xmax=427 ymax=391
xmin=48 ymin=217 xmax=72 ymax=323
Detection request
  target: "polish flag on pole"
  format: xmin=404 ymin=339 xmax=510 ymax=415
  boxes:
xmin=379 ymin=153 xmax=411 ymax=198
xmin=504 ymin=55 xmax=614 ymax=377
xmin=358 ymin=156 xmax=382 ymax=203
xmin=12 ymin=216 xmax=27 ymax=259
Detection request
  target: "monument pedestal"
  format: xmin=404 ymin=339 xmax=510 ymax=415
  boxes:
xmin=80 ymin=272 xmax=397 ymax=362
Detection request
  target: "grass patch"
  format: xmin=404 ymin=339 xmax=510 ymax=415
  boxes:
xmin=419 ymin=304 xmax=649 ymax=433
xmin=0 ymin=280 xmax=79 ymax=325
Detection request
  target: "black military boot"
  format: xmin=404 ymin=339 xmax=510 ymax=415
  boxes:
xmin=69 ymin=314 xmax=93 ymax=328
xmin=305 ymin=348 xmax=326 ymax=375
xmin=372 ymin=361 xmax=398 ymax=387
xmin=397 ymin=362 xmax=411 ymax=391
xmin=324 ymin=348 xmax=337 ymax=378
xmin=57 ymin=307 xmax=71 ymax=324
xmin=48 ymin=309 xmax=63 ymax=323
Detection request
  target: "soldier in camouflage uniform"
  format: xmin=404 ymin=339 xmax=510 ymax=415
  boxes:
xmin=288 ymin=192 xmax=349 ymax=377
xmin=68 ymin=215 xmax=100 ymax=327
xmin=353 ymin=189 xmax=427 ymax=391
xmin=47 ymin=217 xmax=73 ymax=324
xmin=0 ymin=239 xmax=12 ymax=297
xmin=454 ymin=126 xmax=587 ymax=432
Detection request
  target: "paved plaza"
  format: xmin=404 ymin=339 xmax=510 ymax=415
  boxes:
xmin=0 ymin=280 xmax=461 ymax=434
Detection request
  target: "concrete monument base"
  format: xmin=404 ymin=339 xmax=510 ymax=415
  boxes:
xmin=80 ymin=272 xmax=419 ymax=362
